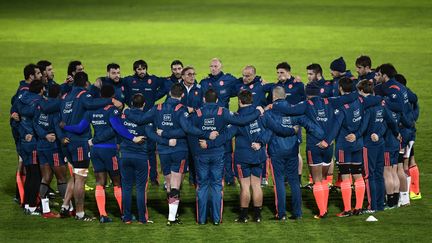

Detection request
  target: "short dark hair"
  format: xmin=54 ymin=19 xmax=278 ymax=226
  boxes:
xmin=181 ymin=66 xmax=195 ymax=75
xmin=101 ymin=85 xmax=115 ymax=98
xmin=339 ymin=77 xmax=354 ymax=92
xmin=23 ymin=63 xmax=38 ymax=80
xmin=67 ymin=61 xmax=82 ymax=76
xmin=171 ymin=60 xmax=183 ymax=68
xmin=306 ymin=63 xmax=322 ymax=75
xmin=238 ymin=90 xmax=253 ymax=105
xmin=204 ymin=89 xmax=218 ymax=103
xmin=132 ymin=93 xmax=145 ymax=108
xmin=37 ymin=60 xmax=52 ymax=73
xmin=73 ymin=72 xmax=88 ymax=87
xmin=48 ymin=84 xmax=61 ymax=98
xmin=395 ymin=74 xmax=407 ymax=86
xmin=376 ymin=63 xmax=397 ymax=79
xmin=276 ymin=62 xmax=291 ymax=72
xmin=107 ymin=63 xmax=120 ymax=72
xmin=170 ymin=83 xmax=184 ymax=98
xmin=133 ymin=60 xmax=148 ymax=71
xmin=355 ymin=55 xmax=372 ymax=68
xmin=29 ymin=80 xmax=44 ymax=94
xmin=356 ymin=79 xmax=374 ymax=94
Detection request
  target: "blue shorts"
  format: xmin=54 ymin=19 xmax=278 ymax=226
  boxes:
xmin=335 ymin=148 xmax=362 ymax=164
xmin=159 ymin=151 xmax=188 ymax=176
xmin=306 ymin=144 xmax=333 ymax=166
xmin=384 ymin=151 xmax=398 ymax=166
xmin=39 ymin=149 xmax=66 ymax=167
xmin=90 ymin=147 xmax=120 ymax=176
xmin=235 ymin=162 xmax=264 ymax=179
xmin=66 ymin=142 xmax=90 ymax=168
xmin=20 ymin=142 xmax=38 ymax=166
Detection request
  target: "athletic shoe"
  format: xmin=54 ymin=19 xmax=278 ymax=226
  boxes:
xmin=75 ymin=214 xmax=95 ymax=221
xmin=234 ymin=216 xmax=248 ymax=223
xmin=410 ymin=192 xmax=422 ymax=200
xmin=261 ymin=178 xmax=269 ymax=187
xmin=151 ymin=180 xmax=159 ymax=186
xmin=352 ymin=209 xmax=363 ymax=216
xmin=121 ymin=214 xmax=136 ymax=222
xmin=314 ymin=212 xmax=328 ymax=219
xmin=302 ymin=183 xmax=313 ymax=190
xmin=166 ymin=219 xmax=182 ymax=226
xmin=24 ymin=208 xmax=41 ymax=216
xmin=336 ymin=211 xmax=352 ymax=218
xmin=362 ymin=209 xmax=376 ymax=214
xmin=138 ymin=220 xmax=154 ymax=224
xmin=43 ymin=212 xmax=60 ymax=219
xmin=60 ymin=207 xmax=70 ymax=218
xmin=84 ymin=184 xmax=94 ymax=191
xmin=384 ymin=205 xmax=396 ymax=210
xmin=274 ymin=216 xmax=287 ymax=221
xmin=213 ymin=221 xmax=220 ymax=226
xmin=99 ymin=216 xmax=113 ymax=223
xmin=288 ymin=215 xmax=302 ymax=220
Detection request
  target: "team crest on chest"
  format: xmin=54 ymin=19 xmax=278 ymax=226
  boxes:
xmin=219 ymin=80 xmax=224 ymax=86
xmin=194 ymin=91 xmax=198 ymax=96
xmin=147 ymin=79 xmax=152 ymax=85
xmin=249 ymin=84 xmax=254 ymax=89
xmin=132 ymin=80 xmax=137 ymax=84
xmin=288 ymin=84 xmax=293 ymax=89
xmin=320 ymin=88 xmax=324 ymax=93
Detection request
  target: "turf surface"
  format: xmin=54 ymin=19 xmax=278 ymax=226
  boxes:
xmin=0 ymin=0 xmax=431 ymax=242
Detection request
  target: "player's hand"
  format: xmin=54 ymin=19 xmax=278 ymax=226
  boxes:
xmin=156 ymin=129 xmax=163 ymax=136
xmin=187 ymin=107 xmax=194 ymax=113
xmin=94 ymin=79 xmax=102 ymax=89
xmin=317 ymin=140 xmax=329 ymax=149
xmin=11 ymin=112 xmax=20 ymax=121
xmin=199 ymin=139 xmax=208 ymax=149
xmin=169 ymin=139 xmax=177 ymax=147
xmin=265 ymin=104 xmax=273 ymax=111
xmin=133 ymin=136 xmax=145 ymax=144
xmin=46 ymin=133 xmax=56 ymax=142
xmin=112 ymin=98 xmax=123 ymax=109
xmin=88 ymin=139 xmax=93 ymax=146
xmin=371 ymin=133 xmax=379 ymax=142
xmin=25 ymin=134 xmax=33 ymax=142
xmin=209 ymin=131 xmax=219 ymax=140
xmin=345 ymin=133 xmax=356 ymax=142
xmin=65 ymin=75 xmax=74 ymax=84
xmin=251 ymin=142 xmax=261 ymax=151
xmin=293 ymin=125 xmax=300 ymax=134
xmin=59 ymin=121 xmax=66 ymax=129
xmin=256 ymin=106 xmax=264 ymax=115
xmin=397 ymin=133 xmax=402 ymax=142
xmin=294 ymin=76 xmax=302 ymax=83
xmin=61 ymin=137 xmax=70 ymax=145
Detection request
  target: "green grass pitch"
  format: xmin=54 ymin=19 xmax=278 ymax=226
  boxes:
xmin=0 ymin=0 xmax=431 ymax=242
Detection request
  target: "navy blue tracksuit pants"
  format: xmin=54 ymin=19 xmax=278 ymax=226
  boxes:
xmin=120 ymin=156 xmax=149 ymax=223
xmin=364 ymin=145 xmax=385 ymax=211
xmin=270 ymin=155 xmax=302 ymax=218
xmin=195 ymin=153 xmax=224 ymax=224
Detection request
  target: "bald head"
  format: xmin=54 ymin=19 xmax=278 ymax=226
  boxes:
xmin=242 ymin=65 xmax=257 ymax=84
xmin=210 ymin=58 xmax=222 ymax=76
xmin=272 ymin=86 xmax=286 ymax=101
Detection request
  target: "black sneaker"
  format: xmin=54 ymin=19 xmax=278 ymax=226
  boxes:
xmin=274 ymin=215 xmax=287 ymax=221
xmin=314 ymin=212 xmax=328 ymax=219
xmin=336 ymin=211 xmax=353 ymax=218
xmin=60 ymin=207 xmax=70 ymax=218
xmin=75 ymin=214 xmax=95 ymax=221
xmin=352 ymin=209 xmax=363 ymax=216
xmin=235 ymin=216 xmax=248 ymax=223
xmin=166 ymin=219 xmax=182 ymax=226
xmin=254 ymin=216 xmax=262 ymax=223
xmin=288 ymin=215 xmax=302 ymax=220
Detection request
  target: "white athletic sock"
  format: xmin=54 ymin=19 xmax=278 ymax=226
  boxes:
xmin=168 ymin=199 xmax=179 ymax=221
xmin=41 ymin=198 xmax=50 ymax=213
xmin=76 ymin=211 xmax=85 ymax=218
xmin=28 ymin=207 xmax=36 ymax=212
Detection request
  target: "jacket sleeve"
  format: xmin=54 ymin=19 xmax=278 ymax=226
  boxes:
xmin=222 ymin=108 xmax=260 ymax=125
xmin=33 ymin=110 xmax=48 ymax=138
xmin=264 ymin=115 xmax=296 ymax=137
xmin=270 ymin=101 xmax=306 ymax=115
xmin=383 ymin=89 xmax=403 ymax=113
xmin=110 ymin=116 xmax=134 ymax=141
xmin=81 ymin=92 xmax=112 ymax=110
xmin=382 ymin=107 xmax=399 ymax=138
xmin=52 ymin=114 xmax=66 ymax=141
xmin=354 ymin=108 xmax=370 ymax=139
xmin=124 ymin=107 xmax=156 ymax=125
xmin=63 ymin=119 xmax=90 ymax=134
xmin=144 ymin=123 xmax=170 ymax=145
xmin=206 ymin=125 xmax=238 ymax=148
xmin=323 ymin=110 xmax=344 ymax=144
xmin=298 ymin=116 xmax=324 ymax=141
xmin=179 ymin=112 xmax=209 ymax=138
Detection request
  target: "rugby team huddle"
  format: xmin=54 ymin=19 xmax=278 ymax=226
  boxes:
xmin=9 ymin=56 xmax=422 ymax=225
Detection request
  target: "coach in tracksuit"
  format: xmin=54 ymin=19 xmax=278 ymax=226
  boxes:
xmin=357 ymin=80 xmax=399 ymax=212
xmin=260 ymin=86 xmax=324 ymax=220
xmin=123 ymin=60 xmax=166 ymax=185
xmin=59 ymin=72 xmax=119 ymax=220
xmin=200 ymin=58 xmax=241 ymax=186
xmin=187 ymin=89 xmax=263 ymax=225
